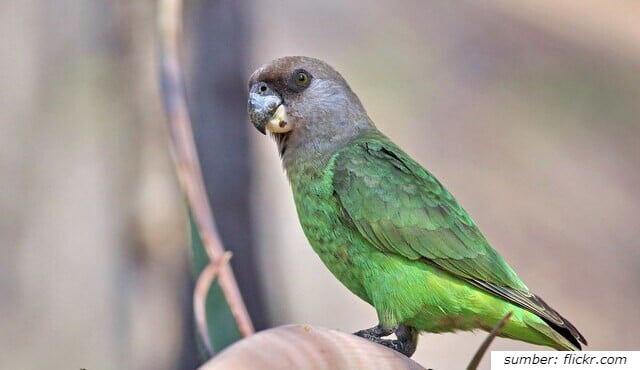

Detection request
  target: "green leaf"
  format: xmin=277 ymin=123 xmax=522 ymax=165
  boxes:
xmin=189 ymin=209 xmax=209 ymax=277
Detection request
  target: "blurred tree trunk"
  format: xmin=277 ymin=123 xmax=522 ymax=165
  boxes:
xmin=184 ymin=0 xmax=268 ymax=332
xmin=0 ymin=2 xmax=190 ymax=370
xmin=0 ymin=1 xmax=136 ymax=369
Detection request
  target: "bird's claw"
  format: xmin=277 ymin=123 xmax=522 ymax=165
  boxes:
xmin=354 ymin=324 xmax=418 ymax=357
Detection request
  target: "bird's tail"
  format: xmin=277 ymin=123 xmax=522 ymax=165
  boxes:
xmin=469 ymin=278 xmax=587 ymax=350
xmin=526 ymin=320 xmax=580 ymax=350
xmin=525 ymin=294 xmax=587 ymax=351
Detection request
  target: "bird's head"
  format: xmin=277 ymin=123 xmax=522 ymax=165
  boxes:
xmin=247 ymin=56 xmax=373 ymax=158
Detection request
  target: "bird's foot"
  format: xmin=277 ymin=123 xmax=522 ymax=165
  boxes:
xmin=354 ymin=324 xmax=418 ymax=357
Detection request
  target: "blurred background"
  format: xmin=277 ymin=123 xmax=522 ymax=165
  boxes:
xmin=1 ymin=1 xmax=639 ymax=369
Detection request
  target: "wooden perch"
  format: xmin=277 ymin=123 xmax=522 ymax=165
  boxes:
xmin=199 ymin=325 xmax=427 ymax=370
xmin=199 ymin=313 xmax=512 ymax=369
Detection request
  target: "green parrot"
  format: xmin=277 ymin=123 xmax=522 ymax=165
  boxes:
xmin=247 ymin=56 xmax=586 ymax=357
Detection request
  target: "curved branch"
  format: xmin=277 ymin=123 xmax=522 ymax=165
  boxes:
xmin=157 ymin=0 xmax=254 ymax=339
xmin=194 ymin=252 xmax=234 ymax=354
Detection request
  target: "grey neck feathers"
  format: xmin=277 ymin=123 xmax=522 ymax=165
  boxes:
xmin=278 ymin=121 xmax=373 ymax=171
xmin=277 ymin=79 xmax=375 ymax=172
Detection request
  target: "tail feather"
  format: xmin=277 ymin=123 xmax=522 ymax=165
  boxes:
xmin=534 ymin=294 xmax=587 ymax=350
xmin=468 ymin=278 xmax=587 ymax=349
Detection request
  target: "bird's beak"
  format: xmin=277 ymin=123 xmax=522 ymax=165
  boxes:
xmin=247 ymin=82 xmax=291 ymax=135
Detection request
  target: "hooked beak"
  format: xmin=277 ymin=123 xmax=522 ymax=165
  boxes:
xmin=247 ymin=82 xmax=291 ymax=135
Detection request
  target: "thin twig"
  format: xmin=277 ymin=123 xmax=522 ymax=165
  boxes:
xmin=467 ymin=311 xmax=513 ymax=370
xmin=157 ymin=0 xmax=255 ymax=339
xmin=194 ymin=252 xmax=234 ymax=355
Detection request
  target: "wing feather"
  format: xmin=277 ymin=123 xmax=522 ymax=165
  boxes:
xmin=333 ymin=137 xmax=525 ymax=290
xmin=332 ymin=134 xmax=586 ymax=347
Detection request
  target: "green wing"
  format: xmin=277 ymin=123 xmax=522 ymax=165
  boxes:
xmin=332 ymin=133 xmax=581 ymax=336
xmin=333 ymin=135 xmax=526 ymax=290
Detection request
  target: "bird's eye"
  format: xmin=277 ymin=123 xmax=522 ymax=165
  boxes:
xmin=296 ymin=71 xmax=309 ymax=86
xmin=288 ymin=69 xmax=312 ymax=91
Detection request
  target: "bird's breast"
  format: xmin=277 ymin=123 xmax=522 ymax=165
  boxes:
xmin=287 ymin=162 xmax=372 ymax=302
